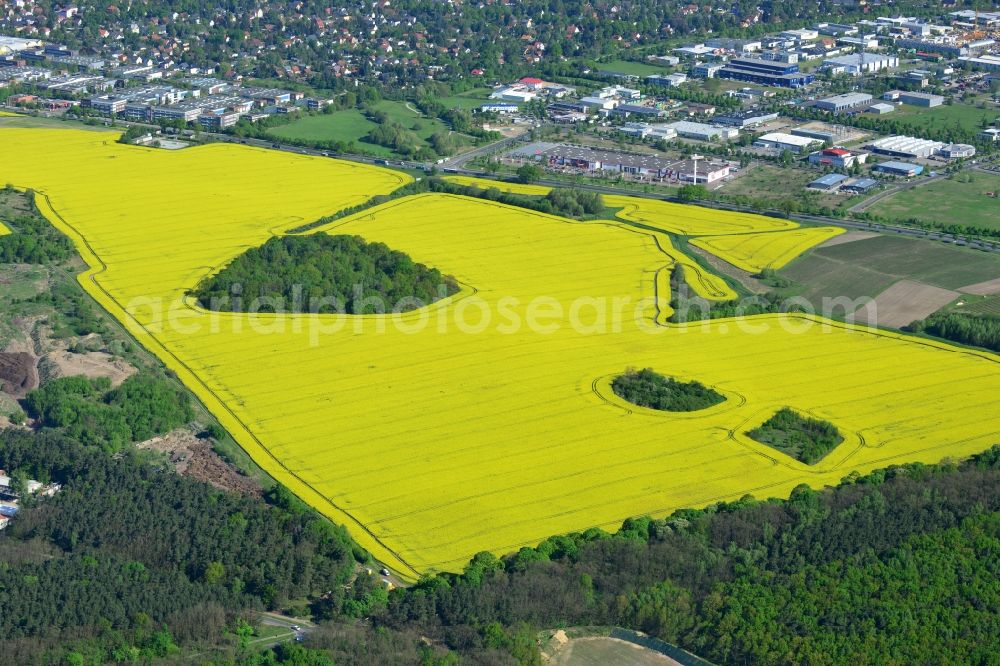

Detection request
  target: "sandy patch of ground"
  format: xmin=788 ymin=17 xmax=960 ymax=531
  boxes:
xmin=545 ymin=636 xmax=680 ymax=666
xmin=855 ymin=279 xmax=960 ymax=328
xmin=958 ymin=277 xmax=1000 ymax=296
xmin=137 ymin=428 xmax=262 ymax=497
xmin=819 ymin=230 xmax=879 ymax=248
xmin=39 ymin=349 xmax=136 ymax=386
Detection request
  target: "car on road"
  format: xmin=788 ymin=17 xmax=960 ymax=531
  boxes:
xmin=291 ymin=625 xmax=301 ymax=631
xmin=379 ymin=567 xmax=390 ymax=576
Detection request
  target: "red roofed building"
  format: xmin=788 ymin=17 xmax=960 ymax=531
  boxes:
xmin=519 ymin=77 xmax=545 ymax=89
xmin=807 ymin=146 xmax=869 ymax=168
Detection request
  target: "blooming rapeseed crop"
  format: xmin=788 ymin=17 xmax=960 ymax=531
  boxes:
xmin=3 ymin=128 xmax=997 ymax=579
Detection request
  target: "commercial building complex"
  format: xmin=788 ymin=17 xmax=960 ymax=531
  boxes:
xmin=717 ymin=58 xmax=815 ymax=88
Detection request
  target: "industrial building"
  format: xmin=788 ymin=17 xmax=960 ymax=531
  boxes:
xmin=612 ymin=104 xmax=668 ymax=119
xmin=691 ymin=63 xmax=725 ymax=78
xmin=937 ymin=144 xmax=976 ymax=159
xmin=841 ymin=178 xmax=880 ymax=194
xmin=578 ymin=96 xmax=618 ymax=111
xmin=664 ymin=121 xmax=739 ymax=141
xmin=872 ymin=161 xmax=923 ymax=177
xmin=808 ymin=173 xmax=849 ymax=190
xmin=978 ymin=128 xmax=1000 ymax=143
xmin=807 ymin=147 xmax=869 ymax=168
xmin=704 ymin=38 xmax=762 ymax=52
xmin=883 ymin=91 xmax=944 ymax=107
xmin=814 ymin=92 xmax=873 ymax=112
xmin=646 ymin=73 xmax=688 ymax=87
xmin=618 ymin=123 xmax=678 ymax=140
xmin=717 ymin=58 xmax=815 ymax=88
xmin=754 ymin=132 xmax=819 ymax=153
xmin=869 ymin=136 xmax=945 ymax=158
xmin=714 ymin=108 xmax=779 ymax=128
xmin=958 ymin=54 xmax=1000 ymax=72
xmin=524 ymin=145 xmax=730 ymax=182
xmin=822 ymin=53 xmax=899 ymax=76
xmin=480 ymin=102 xmax=520 ymax=114
xmin=867 ymin=103 xmax=895 ymax=115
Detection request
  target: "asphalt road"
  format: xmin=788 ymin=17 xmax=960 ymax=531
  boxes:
xmin=254 ymin=611 xmax=315 ymax=648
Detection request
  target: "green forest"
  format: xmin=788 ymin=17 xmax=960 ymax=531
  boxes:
xmin=193 ymin=234 xmax=459 ymax=315
xmin=747 ymin=407 xmax=843 ymax=464
xmin=24 ymin=375 xmax=194 ymax=453
xmin=611 ymin=368 xmax=725 ymax=412
xmin=910 ymin=311 xmax=1000 ymax=353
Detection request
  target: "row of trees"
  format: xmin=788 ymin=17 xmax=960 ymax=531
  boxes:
xmin=375 ymin=446 xmax=1000 ymax=665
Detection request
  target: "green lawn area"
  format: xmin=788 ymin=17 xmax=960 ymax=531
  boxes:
xmin=268 ymin=100 xmax=474 ymax=157
xmin=597 ymin=59 xmax=674 ymax=77
xmin=438 ymin=88 xmax=493 ymax=110
xmin=868 ymin=171 xmax=1000 ymax=231
xmin=888 ymin=101 xmax=999 ymax=136
xmin=268 ymin=109 xmax=392 ymax=155
xmin=370 ymin=100 xmax=458 ymax=141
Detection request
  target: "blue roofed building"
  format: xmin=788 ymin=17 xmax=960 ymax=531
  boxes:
xmin=872 ymin=161 xmax=924 ymax=177
xmin=808 ymin=173 xmax=849 ymax=190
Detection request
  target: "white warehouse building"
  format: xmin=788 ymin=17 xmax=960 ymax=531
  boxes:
xmin=754 ymin=132 xmax=820 ymax=154
xmin=823 ymin=53 xmax=899 ymax=75
xmin=869 ymin=135 xmax=946 ymax=158
xmin=664 ymin=121 xmax=739 ymax=141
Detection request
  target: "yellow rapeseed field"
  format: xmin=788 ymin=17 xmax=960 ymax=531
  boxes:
xmin=442 ymin=175 xmax=553 ymax=195
xmin=606 ymin=195 xmax=799 ymax=235
xmin=4 ymin=127 xmax=999 ymax=579
xmin=690 ymin=227 xmax=845 ymax=273
xmin=0 ymin=221 xmax=10 ymax=236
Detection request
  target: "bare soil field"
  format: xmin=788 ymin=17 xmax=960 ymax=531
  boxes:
xmin=958 ymin=277 xmax=1000 ymax=296
xmin=0 ymin=351 xmax=37 ymax=396
xmin=819 ymin=230 xmax=878 ymax=248
xmin=138 ymin=428 xmax=262 ymax=497
xmin=855 ymin=279 xmax=960 ymax=328
xmin=780 ymin=235 xmax=1000 ymax=313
